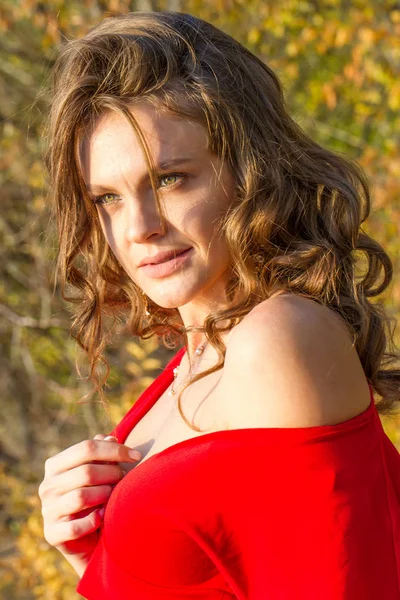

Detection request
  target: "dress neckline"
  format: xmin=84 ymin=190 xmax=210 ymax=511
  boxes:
xmin=112 ymin=346 xmax=379 ymax=470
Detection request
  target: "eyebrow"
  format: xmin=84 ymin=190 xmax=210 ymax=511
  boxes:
xmin=86 ymin=157 xmax=196 ymax=194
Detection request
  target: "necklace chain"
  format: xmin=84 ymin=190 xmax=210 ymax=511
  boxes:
xmin=168 ymin=339 xmax=209 ymax=397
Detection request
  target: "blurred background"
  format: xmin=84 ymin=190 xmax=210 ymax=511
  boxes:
xmin=0 ymin=0 xmax=399 ymax=597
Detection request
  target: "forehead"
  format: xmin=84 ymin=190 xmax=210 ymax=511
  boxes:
xmin=80 ymin=103 xmax=209 ymax=169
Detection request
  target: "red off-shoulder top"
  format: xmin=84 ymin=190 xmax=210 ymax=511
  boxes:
xmin=77 ymin=346 xmax=400 ymax=599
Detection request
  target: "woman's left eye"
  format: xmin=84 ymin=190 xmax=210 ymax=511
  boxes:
xmin=93 ymin=193 xmax=119 ymax=205
xmin=159 ymin=173 xmax=186 ymax=188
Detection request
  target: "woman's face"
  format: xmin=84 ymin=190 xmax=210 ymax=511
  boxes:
xmin=80 ymin=103 xmax=237 ymax=314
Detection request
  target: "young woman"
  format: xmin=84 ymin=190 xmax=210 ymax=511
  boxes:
xmin=38 ymin=11 xmax=400 ymax=600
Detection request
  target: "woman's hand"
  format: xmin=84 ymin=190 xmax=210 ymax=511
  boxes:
xmin=38 ymin=434 xmax=141 ymax=577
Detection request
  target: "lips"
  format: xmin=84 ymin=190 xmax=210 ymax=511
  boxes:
xmin=139 ymin=247 xmax=193 ymax=279
xmin=154 ymin=249 xmax=188 ymax=264
xmin=139 ymin=247 xmax=191 ymax=267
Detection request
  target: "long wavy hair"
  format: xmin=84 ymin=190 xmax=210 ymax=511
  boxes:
xmin=45 ymin=10 xmax=400 ymax=430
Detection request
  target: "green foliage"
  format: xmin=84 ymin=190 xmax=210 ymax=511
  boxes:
xmin=1 ymin=1 xmax=399 ymax=597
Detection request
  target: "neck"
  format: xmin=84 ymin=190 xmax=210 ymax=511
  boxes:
xmin=186 ymin=336 xmax=208 ymax=366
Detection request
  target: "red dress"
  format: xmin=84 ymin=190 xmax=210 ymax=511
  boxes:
xmin=77 ymin=346 xmax=400 ymax=599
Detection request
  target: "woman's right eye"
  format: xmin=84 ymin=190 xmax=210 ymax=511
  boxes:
xmin=93 ymin=193 xmax=120 ymax=205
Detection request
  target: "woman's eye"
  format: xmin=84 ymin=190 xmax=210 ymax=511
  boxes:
xmin=159 ymin=173 xmax=186 ymax=188
xmin=93 ymin=193 xmax=119 ymax=205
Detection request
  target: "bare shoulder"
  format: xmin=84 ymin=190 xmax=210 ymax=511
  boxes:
xmin=219 ymin=294 xmax=371 ymax=429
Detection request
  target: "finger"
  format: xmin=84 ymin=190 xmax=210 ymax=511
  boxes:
xmin=45 ymin=507 xmax=104 ymax=547
xmin=42 ymin=463 xmax=124 ymax=497
xmin=93 ymin=434 xmax=107 ymax=440
xmin=98 ymin=435 xmax=118 ymax=465
xmin=44 ymin=439 xmax=142 ymax=476
xmin=42 ymin=485 xmax=113 ymax=520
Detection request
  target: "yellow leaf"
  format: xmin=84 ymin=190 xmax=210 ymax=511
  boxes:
xmin=139 ymin=376 xmax=156 ymax=388
xmin=388 ymin=158 xmax=400 ymax=176
xmin=322 ymin=82 xmax=337 ymax=110
xmin=358 ymin=27 xmax=375 ymax=46
xmin=388 ymin=83 xmax=400 ymax=111
xmin=125 ymin=342 xmax=146 ymax=360
xmin=247 ymin=27 xmax=261 ymax=46
xmin=286 ymin=41 xmax=299 ymax=57
xmin=125 ymin=362 xmax=143 ymax=377
xmin=301 ymin=27 xmax=317 ymax=43
xmin=364 ymin=89 xmax=382 ymax=105
xmin=390 ymin=10 xmax=400 ymax=23
xmin=285 ymin=63 xmax=299 ymax=78
xmin=335 ymin=27 xmax=348 ymax=47
xmin=141 ymin=358 xmax=162 ymax=371
xmin=108 ymin=402 xmax=128 ymax=424
xmin=385 ymin=221 xmax=398 ymax=238
xmin=313 ymin=14 xmax=324 ymax=27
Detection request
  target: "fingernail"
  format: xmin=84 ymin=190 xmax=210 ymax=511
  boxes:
xmin=128 ymin=449 xmax=142 ymax=461
xmin=104 ymin=435 xmax=117 ymax=441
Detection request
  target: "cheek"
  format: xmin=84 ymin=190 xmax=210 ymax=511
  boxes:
xmin=96 ymin=213 xmax=123 ymax=259
xmin=199 ymin=190 xmax=232 ymax=237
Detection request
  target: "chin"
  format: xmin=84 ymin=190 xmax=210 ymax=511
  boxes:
xmin=147 ymin=284 xmax=202 ymax=310
xmin=149 ymin=296 xmax=191 ymax=310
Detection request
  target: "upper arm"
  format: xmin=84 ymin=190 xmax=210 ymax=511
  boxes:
xmin=219 ymin=296 xmax=371 ymax=429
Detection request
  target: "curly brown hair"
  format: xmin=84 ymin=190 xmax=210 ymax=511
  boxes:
xmin=45 ymin=10 xmax=400 ymax=431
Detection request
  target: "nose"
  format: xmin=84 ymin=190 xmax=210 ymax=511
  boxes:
xmin=125 ymin=195 xmax=166 ymax=243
